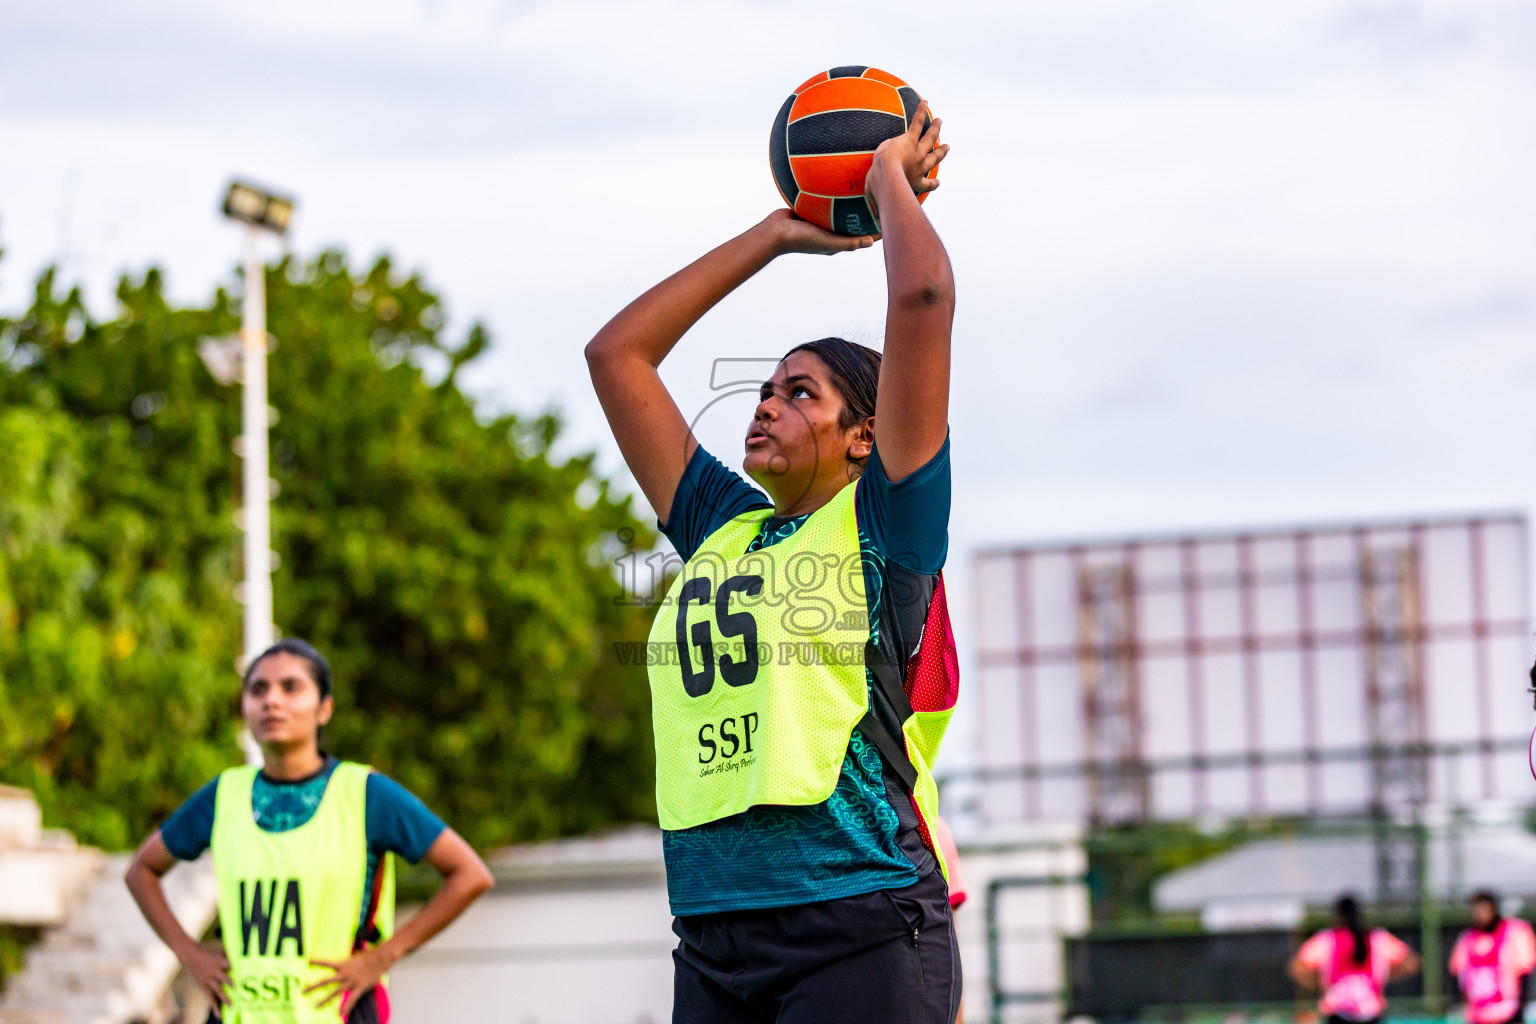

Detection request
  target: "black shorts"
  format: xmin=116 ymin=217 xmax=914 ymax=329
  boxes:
xmin=671 ymin=869 xmax=961 ymax=1024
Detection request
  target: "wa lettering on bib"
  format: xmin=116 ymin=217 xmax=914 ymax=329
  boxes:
xmin=211 ymin=762 xmax=395 ymax=1024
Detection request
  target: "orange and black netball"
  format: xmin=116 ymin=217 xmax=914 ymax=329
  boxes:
xmin=768 ymin=66 xmax=935 ymax=236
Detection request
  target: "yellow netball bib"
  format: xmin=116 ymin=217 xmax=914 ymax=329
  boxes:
xmin=648 ymin=482 xmax=874 ymax=829
xmin=211 ymin=762 xmax=394 ymax=1023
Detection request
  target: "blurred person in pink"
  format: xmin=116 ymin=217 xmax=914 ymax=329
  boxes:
xmin=1289 ymin=895 xmax=1421 ymax=1024
xmin=1449 ymin=891 xmax=1536 ymax=1024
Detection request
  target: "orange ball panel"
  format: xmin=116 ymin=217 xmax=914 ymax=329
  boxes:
xmin=789 ymin=153 xmax=876 ymax=197
xmin=793 ymin=193 xmax=833 ymax=232
xmin=793 ymin=70 xmax=830 ymax=93
xmin=860 ymin=68 xmax=910 ymax=89
xmin=789 ymin=78 xmax=904 ymax=122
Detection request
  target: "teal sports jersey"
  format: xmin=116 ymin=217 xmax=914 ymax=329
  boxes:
xmin=657 ymin=440 xmax=950 ymax=916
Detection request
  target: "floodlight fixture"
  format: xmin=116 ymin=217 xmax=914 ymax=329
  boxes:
xmin=222 ymin=180 xmax=295 ymax=236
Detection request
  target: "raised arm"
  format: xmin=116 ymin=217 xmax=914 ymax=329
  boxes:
xmin=585 ymin=212 xmax=872 ymax=524
xmin=865 ymin=102 xmax=954 ymax=482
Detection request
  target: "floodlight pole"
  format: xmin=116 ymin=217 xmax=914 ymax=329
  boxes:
xmin=240 ymin=224 xmax=274 ymax=670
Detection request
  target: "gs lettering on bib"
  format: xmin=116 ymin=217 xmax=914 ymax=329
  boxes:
xmin=648 ymin=482 xmax=870 ymax=830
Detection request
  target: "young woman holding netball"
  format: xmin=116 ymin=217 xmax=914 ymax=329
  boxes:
xmin=587 ymin=103 xmax=959 ymax=1022
xmin=125 ymin=639 xmax=493 ymax=1022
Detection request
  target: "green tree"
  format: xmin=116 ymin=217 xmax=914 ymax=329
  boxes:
xmin=0 ymin=269 xmax=239 ymax=851
xmin=0 ymin=253 xmax=654 ymax=850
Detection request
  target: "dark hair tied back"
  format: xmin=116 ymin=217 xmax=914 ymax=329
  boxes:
xmin=243 ymin=637 xmax=333 ymax=699
xmin=1336 ymin=894 xmax=1369 ymax=966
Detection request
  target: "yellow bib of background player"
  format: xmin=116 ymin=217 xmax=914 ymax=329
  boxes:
xmin=648 ymin=482 xmax=871 ymax=831
xmin=212 ymin=761 xmax=395 ymax=1023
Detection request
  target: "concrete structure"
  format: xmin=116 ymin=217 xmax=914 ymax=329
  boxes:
xmin=949 ymin=822 xmax=1088 ymax=1024
xmin=388 ymin=826 xmax=674 ymax=1024
xmin=388 ymin=822 xmax=1088 ymax=1024
xmin=0 ymin=786 xmax=216 ymax=1024
xmin=0 ymin=787 xmax=101 ymax=929
xmin=0 ymin=802 xmax=1086 ymax=1024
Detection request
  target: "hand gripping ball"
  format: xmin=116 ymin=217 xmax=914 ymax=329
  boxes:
xmin=769 ymin=65 xmax=934 ymax=236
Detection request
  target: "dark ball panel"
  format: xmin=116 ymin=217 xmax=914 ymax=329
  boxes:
xmin=787 ymin=109 xmax=905 ymax=157
xmin=831 ymin=195 xmax=879 ymax=237
xmin=769 ymin=94 xmax=799 ymax=206
xmin=829 ymin=65 xmax=870 ymax=78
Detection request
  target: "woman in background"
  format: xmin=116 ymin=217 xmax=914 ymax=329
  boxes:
xmin=1450 ymin=890 xmax=1536 ymax=1024
xmin=1290 ymin=894 xmax=1421 ymax=1024
xmin=125 ymin=639 xmax=493 ymax=1022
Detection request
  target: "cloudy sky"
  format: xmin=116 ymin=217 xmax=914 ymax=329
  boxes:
xmin=4 ymin=0 xmax=1533 ymax=763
